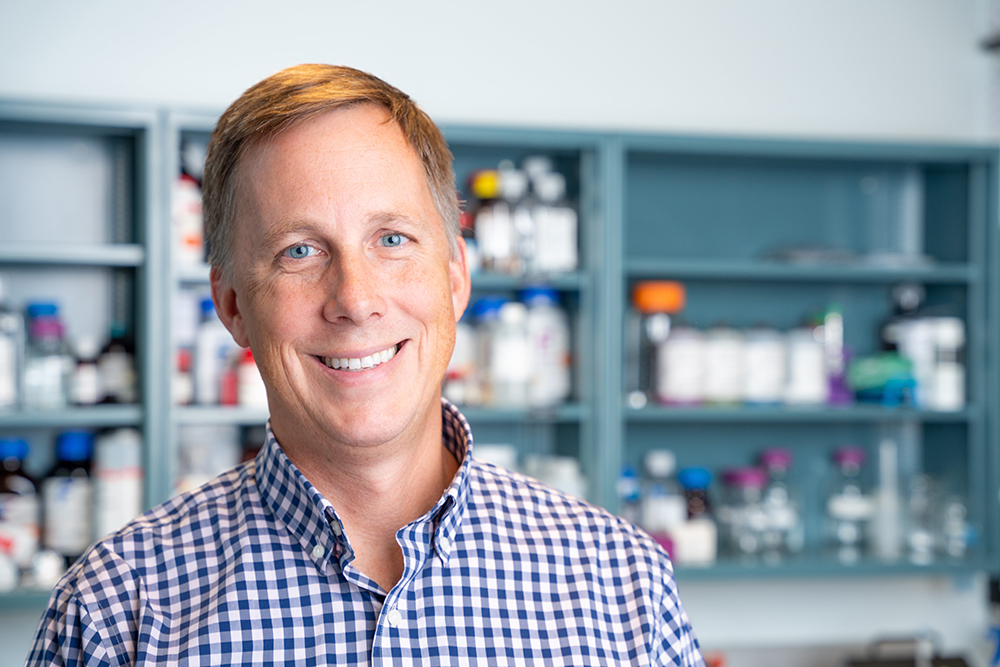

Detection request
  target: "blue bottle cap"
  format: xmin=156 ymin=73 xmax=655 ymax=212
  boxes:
xmin=677 ymin=467 xmax=712 ymax=490
xmin=0 ymin=438 xmax=29 ymax=461
xmin=519 ymin=286 xmax=559 ymax=306
xmin=200 ymin=298 xmax=216 ymax=315
xmin=56 ymin=431 xmax=94 ymax=462
xmin=471 ymin=296 xmax=507 ymax=321
xmin=26 ymin=302 xmax=59 ymax=318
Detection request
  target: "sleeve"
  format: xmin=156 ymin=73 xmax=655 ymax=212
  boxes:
xmin=25 ymin=584 xmax=113 ymax=667
xmin=650 ymin=551 xmax=706 ymax=667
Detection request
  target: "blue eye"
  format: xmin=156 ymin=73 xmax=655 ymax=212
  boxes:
xmin=380 ymin=233 xmax=408 ymax=248
xmin=285 ymin=244 xmax=315 ymax=259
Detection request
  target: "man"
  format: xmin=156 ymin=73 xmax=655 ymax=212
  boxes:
xmin=28 ymin=64 xmax=704 ymax=666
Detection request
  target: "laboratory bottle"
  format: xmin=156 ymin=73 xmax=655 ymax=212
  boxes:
xmin=471 ymin=297 xmax=505 ymax=406
xmin=784 ymin=325 xmax=828 ymax=405
xmin=194 ymin=298 xmax=239 ymax=405
xmin=905 ymin=473 xmax=936 ymax=565
xmin=472 ymin=168 xmax=513 ymax=274
xmin=172 ymin=171 xmax=205 ymax=265
xmin=616 ymin=465 xmax=642 ymax=527
xmin=0 ymin=277 xmax=25 ymax=411
xmin=504 ymin=168 xmax=533 ymax=276
xmin=444 ymin=313 xmax=479 ymax=406
xmin=70 ymin=335 xmax=101 ymax=406
xmin=97 ymin=323 xmax=137 ymax=404
xmin=656 ymin=325 xmax=705 ymax=406
xmin=703 ymin=324 xmax=744 ymax=405
xmin=236 ymin=348 xmax=268 ymax=410
xmin=43 ymin=430 xmax=94 ymax=567
xmin=640 ymin=449 xmax=686 ymax=554
xmin=531 ymin=171 xmax=578 ymax=274
xmin=23 ymin=302 xmax=72 ymax=410
xmin=625 ymin=281 xmax=686 ymax=409
xmin=490 ymin=301 xmax=532 ymax=407
xmin=758 ymin=448 xmax=803 ymax=559
xmin=92 ymin=428 xmax=143 ymax=539
xmin=825 ymin=445 xmax=874 ymax=564
xmin=929 ymin=317 xmax=965 ymax=411
xmin=823 ymin=304 xmax=851 ymax=404
xmin=741 ymin=325 xmax=786 ymax=405
xmin=0 ymin=438 xmax=39 ymax=574
xmin=672 ymin=467 xmax=717 ymax=567
xmin=521 ymin=287 xmax=571 ymax=407
xmin=718 ymin=467 xmax=768 ymax=561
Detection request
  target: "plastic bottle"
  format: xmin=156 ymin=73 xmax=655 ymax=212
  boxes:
xmin=471 ymin=297 xmax=504 ymax=406
xmin=42 ymin=430 xmax=94 ymax=566
xmin=0 ymin=438 xmax=39 ymax=575
xmin=471 ymin=168 xmax=512 ymax=274
xmin=71 ymin=335 xmax=101 ymax=406
xmin=97 ymin=323 xmax=137 ymax=404
xmin=236 ymin=348 xmax=268 ymax=409
xmin=741 ymin=325 xmax=786 ymax=405
xmin=172 ymin=171 xmax=205 ymax=265
xmin=656 ymin=325 xmax=706 ymax=406
xmin=823 ymin=304 xmax=851 ymax=404
xmin=0 ymin=277 xmax=25 ymax=411
xmin=521 ymin=287 xmax=571 ymax=407
xmin=23 ymin=302 xmax=72 ymax=410
xmin=531 ymin=170 xmax=578 ymax=274
xmin=703 ymin=325 xmax=744 ymax=405
xmin=490 ymin=301 xmax=532 ymax=407
xmin=617 ymin=465 xmax=642 ymax=526
xmin=626 ymin=281 xmax=685 ymax=409
xmin=826 ymin=446 xmax=874 ymax=563
xmin=784 ymin=326 xmax=828 ymax=405
xmin=93 ymin=428 xmax=143 ymax=539
xmin=930 ymin=317 xmax=965 ymax=411
xmin=672 ymin=467 xmax=717 ymax=566
xmin=194 ymin=298 xmax=239 ymax=405
xmin=759 ymin=448 xmax=803 ymax=560
xmin=640 ymin=449 xmax=687 ymax=555
xmin=718 ymin=467 xmax=768 ymax=560
xmin=444 ymin=314 xmax=479 ymax=405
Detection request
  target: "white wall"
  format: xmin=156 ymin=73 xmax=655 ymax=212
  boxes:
xmin=1 ymin=1 xmax=997 ymax=664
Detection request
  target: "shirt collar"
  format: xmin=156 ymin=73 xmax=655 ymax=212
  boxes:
xmin=255 ymin=398 xmax=474 ymax=571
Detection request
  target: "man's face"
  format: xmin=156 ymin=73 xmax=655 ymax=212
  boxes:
xmin=213 ymin=103 xmax=469 ymax=453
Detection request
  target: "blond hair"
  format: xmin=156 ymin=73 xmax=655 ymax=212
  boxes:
xmin=202 ymin=64 xmax=459 ymax=280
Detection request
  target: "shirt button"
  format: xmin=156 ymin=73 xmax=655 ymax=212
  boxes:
xmin=438 ymin=537 xmax=451 ymax=552
xmin=331 ymin=522 xmax=343 ymax=537
xmin=311 ymin=544 xmax=325 ymax=559
xmin=386 ymin=608 xmax=403 ymax=627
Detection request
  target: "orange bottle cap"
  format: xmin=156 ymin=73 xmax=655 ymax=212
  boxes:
xmin=632 ymin=281 xmax=685 ymax=313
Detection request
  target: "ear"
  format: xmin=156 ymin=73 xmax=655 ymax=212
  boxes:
xmin=210 ymin=266 xmax=251 ymax=348
xmin=449 ymin=236 xmax=472 ymax=322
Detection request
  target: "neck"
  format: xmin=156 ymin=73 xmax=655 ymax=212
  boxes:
xmin=272 ymin=404 xmax=459 ymax=591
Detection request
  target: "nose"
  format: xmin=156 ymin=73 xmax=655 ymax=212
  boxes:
xmin=322 ymin=250 xmax=386 ymax=325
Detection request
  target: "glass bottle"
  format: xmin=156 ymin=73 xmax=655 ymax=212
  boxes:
xmin=673 ymin=467 xmax=717 ymax=567
xmin=0 ymin=438 xmax=39 ymax=577
xmin=0 ymin=276 xmax=25 ymax=411
xmin=521 ymin=287 xmax=571 ymax=407
xmin=718 ymin=467 xmax=768 ymax=561
xmin=23 ymin=302 xmax=72 ymax=410
xmin=42 ymin=430 xmax=94 ymax=567
xmin=626 ymin=281 xmax=685 ymax=409
xmin=825 ymin=446 xmax=874 ymax=564
xmin=759 ymin=448 xmax=803 ymax=560
xmin=641 ymin=449 xmax=687 ymax=555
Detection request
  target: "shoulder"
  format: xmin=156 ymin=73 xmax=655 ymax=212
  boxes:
xmin=466 ymin=458 xmax=672 ymax=574
xmin=59 ymin=461 xmax=256 ymax=598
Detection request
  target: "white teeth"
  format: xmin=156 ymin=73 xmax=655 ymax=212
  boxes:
xmin=322 ymin=344 xmax=398 ymax=372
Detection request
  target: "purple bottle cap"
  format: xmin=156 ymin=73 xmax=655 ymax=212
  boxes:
xmin=29 ymin=318 xmax=63 ymax=339
xmin=721 ymin=467 xmax=768 ymax=488
xmin=759 ymin=448 xmax=792 ymax=469
xmin=833 ymin=446 xmax=866 ymax=466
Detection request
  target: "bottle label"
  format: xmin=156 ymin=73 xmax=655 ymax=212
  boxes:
xmin=0 ymin=493 xmax=40 ymax=567
xmin=43 ymin=477 xmax=93 ymax=556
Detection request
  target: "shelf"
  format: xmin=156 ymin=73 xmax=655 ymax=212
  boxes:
xmin=0 ymin=243 xmax=145 ymax=267
xmin=175 ymin=405 xmax=269 ymax=426
xmin=626 ymin=259 xmax=973 ymax=284
xmin=0 ymin=405 xmax=142 ymax=429
xmin=626 ymin=404 xmax=975 ymax=424
xmin=470 ymin=271 xmax=586 ymax=291
xmin=457 ymin=402 xmax=588 ymax=423
xmin=674 ymin=554 xmax=986 ymax=580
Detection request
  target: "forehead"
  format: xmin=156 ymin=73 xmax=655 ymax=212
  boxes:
xmin=235 ymin=104 xmax=437 ymax=229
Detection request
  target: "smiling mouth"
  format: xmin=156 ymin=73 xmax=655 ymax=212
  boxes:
xmin=320 ymin=343 xmax=400 ymax=372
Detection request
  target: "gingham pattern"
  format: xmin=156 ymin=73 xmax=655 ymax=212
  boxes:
xmin=27 ymin=400 xmax=704 ymax=666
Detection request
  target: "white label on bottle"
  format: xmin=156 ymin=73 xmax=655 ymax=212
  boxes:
xmin=43 ymin=477 xmax=92 ymax=556
xmin=0 ymin=494 xmax=40 ymax=567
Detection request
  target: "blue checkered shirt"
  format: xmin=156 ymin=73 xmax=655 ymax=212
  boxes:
xmin=28 ymin=400 xmax=704 ymax=665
